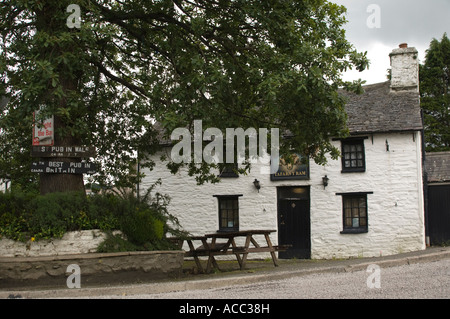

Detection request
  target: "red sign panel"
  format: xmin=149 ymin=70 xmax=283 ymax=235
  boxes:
xmin=32 ymin=112 xmax=54 ymax=146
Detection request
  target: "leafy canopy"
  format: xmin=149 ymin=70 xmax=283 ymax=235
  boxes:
xmin=0 ymin=0 xmax=368 ymax=188
xmin=420 ymin=33 xmax=450 ymax=152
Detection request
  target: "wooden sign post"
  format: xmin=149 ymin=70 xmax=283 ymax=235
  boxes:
xmin=31 ymin=146 xmax=97 ymax=175
xmin=31 ymin=146 xmax=96 ymax=158
xmin=31 ymin=161 xmax=97 ymax=174
xmin=31 ymin=110 xmax=96 ymax=194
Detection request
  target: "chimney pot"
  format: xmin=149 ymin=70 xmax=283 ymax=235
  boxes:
xmin=399 ymin=43 xmax=408 ymax=49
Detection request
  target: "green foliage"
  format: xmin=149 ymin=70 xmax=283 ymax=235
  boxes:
xmin=420 ymin=33 xmax=450 ymax=152
xmin=0 ymin=187 xmax=186 ymax=252
xmin=27 ymin=192 xmax=90 ymax=239
xmin=0 ymin=0 xmax=368 ymax=190
xmin=121 ymin=210 xmax=163 ymax=246
xmin=96 ymin=233 xmax=141 ymax=253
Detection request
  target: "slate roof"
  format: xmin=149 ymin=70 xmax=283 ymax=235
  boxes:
xmin=425 ymin=152 xmax=450 ymax=183
xmin=342 ymin=81 xmax=423 ymax=134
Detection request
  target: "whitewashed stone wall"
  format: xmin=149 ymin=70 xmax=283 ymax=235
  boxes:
xmin=141 ymin=131 xmax=426 ymax=259
xmin=390 ymin=46 xmax=419 ymax=92
xmin=0 ymin=230 xmax=108 ymax=257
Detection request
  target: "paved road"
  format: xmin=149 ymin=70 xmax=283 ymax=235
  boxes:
xmin=145 ymin=258 xmax=450 ymax=299
xmin=2 ymin=248 xmax=449 ymax=300
xmin=5 ymin=259 xmax=447 ymax=317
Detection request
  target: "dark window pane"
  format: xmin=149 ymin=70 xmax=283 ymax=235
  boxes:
xmin=218 ymin=197 xmax=240 ymax=231
xmin=342 ymin=140 xmax=365 ymax=171
xmin=343 ymin=195 xmax=368 ymax=231
xmin=345 ymin=218 xmax=352 ymax=227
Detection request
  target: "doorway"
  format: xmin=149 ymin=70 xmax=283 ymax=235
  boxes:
xmin=428 ymin=184 xmax=450 ymax=245
xmin=277 ymin=187 xmax=311 ymax=259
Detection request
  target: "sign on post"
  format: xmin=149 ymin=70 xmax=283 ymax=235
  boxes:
xmin=31 ymin=161 xmax=97 ymax=174
xmin=31 ymin=110 xmax=98 ymax=177
xmin=32 ymin=112 xmax=54 ymax=146
xmin=31 ymin=146 xmax=96 ymax=158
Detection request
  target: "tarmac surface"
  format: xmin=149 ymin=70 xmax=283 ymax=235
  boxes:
xmin=1 ymin=246 xmax=450 ymax=299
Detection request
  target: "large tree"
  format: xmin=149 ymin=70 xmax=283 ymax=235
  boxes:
xmin=0 ymin=0 xmax=368 ymax=194
xmin=420 ymin=33 xmax=450 ymax=152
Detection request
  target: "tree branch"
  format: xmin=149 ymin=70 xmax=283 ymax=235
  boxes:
xmin=90 ymin=59 xmax=148 ymax=98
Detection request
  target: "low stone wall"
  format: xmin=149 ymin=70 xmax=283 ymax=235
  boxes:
xmin=0 ymin=250 xmax=185 ymax=289
xmin=0 ymin=230 xmax=110 ymax=257
xmin=0 ymin=230 xmax=184 ymax=289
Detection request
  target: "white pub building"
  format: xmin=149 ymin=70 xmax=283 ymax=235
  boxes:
xmin=141 ymin=44 xmax=426 ymax=259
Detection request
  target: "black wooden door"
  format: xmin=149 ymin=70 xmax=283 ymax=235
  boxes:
xmin=428 ymin=185 xmax=450 ymax=245
xmin=277 ymin=191 xmax=311 ymax=259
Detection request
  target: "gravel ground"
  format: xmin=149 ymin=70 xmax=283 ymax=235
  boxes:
xmin=145 ymin=258 xmax=450 ymax=299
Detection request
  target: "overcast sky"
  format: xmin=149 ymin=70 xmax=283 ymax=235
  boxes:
xmin=332 ymin=0 xmax=450 ymax=84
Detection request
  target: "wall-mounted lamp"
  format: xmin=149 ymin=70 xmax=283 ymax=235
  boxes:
xmin=385 ymin=139 xmax=390 ymax=152
xmin=253 ymin=179 xmax=261 ymax=192
xmin=322 ymin=175 xmax=329 ymax=189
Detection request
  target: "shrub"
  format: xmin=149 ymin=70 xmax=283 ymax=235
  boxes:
xmin=0 ymin=185 xmax=187 ymax=252
xmin=96 ymin=232 xmax=140 ymax=253
xmin=0 ymin=191 xmax=33 ymax=241
xmin=26 ymin=192 xmax=85 ymax=239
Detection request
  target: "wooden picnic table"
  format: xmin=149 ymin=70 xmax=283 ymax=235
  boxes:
xmin=183 ymin=230 xmax=284 ymax=273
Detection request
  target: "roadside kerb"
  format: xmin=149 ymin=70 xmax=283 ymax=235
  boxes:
xmin=344 ymin=249 xmax=450 ymax=272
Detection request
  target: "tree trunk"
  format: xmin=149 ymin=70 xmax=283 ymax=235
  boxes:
xmin=40 ymin=172 xmax=85 ymax=194
xmin=35 ymin=3 xmax=86 ymax=195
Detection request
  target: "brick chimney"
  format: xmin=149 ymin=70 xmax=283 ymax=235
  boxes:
xmin=389 ymin=43 xmax=419 ymax=92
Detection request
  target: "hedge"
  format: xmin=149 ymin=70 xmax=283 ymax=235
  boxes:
xmin=0 ymin=189 xmax=187 ymax=252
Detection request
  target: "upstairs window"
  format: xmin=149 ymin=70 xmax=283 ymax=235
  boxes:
xmin=342 ymin=139 xmax=366 ymax=172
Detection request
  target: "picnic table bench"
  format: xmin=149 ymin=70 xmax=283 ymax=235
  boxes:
xmin=180 ymin=230 xmax=289 ymax=273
